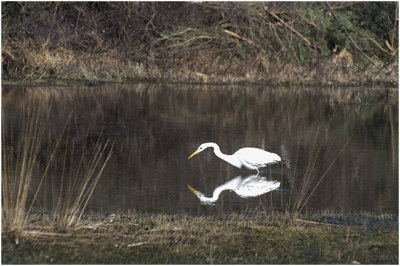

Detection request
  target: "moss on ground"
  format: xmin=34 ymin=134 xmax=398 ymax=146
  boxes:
xmin=2 ymin=212 xmax=398 ymax=264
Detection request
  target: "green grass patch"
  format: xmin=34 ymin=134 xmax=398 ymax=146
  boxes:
xmin=2 ymin=211 xmax=398 ymax=264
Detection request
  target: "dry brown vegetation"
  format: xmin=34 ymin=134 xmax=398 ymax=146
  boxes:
xmin=2 ymin=99 xmax=114 ymax=236
xmin=2 ymin=2 xmax=398 ymax=84
xmin=2 ymin=211 xmax=398 ymax=264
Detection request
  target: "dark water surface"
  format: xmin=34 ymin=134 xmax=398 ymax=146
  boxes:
xmin=2 ymin=82 xmax=398 ymax=215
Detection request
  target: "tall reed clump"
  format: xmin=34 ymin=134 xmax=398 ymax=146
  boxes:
xmin=47 ymin=135 xmax=114 ymax=230
xmin=2 ymin=105 xmax=114 ymax=236
xmin=287 ymin=111 xmax=352 ymax=221
xmin=2 ymin=106 xmax=48 ymax=235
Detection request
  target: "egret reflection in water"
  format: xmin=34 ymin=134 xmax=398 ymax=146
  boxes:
xmin=187 ymin=174 xmax=280 ymax=205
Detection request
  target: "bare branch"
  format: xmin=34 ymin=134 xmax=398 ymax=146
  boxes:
xmin=264 ymin=7 xmax=320 ymax=51
xmin=157 ymin=28 xmax=197 ymax=43
xmin=223 ymin=29 xmax=262 ymax=51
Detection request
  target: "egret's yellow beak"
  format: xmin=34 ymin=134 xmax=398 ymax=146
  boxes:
xmin=187 ymin=184 xmax=200 ymax=196
xmin=187 ymin=150 xmax=199 ymax=160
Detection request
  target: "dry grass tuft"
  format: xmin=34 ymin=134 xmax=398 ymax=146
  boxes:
xmin=2 ymin=105 xmax=49 ymax=235
xmin=2 ymin=103 xmax=114 ymax=235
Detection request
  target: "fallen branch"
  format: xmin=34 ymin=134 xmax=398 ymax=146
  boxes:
xmin=22 ymin=230 xmax=72 ymax=237
xmin=223 ymin=29 xmax=262 ymax=51
xmin=294 ymin=218 xmax=341 ymax=227
xmin=390 ymin=2 xmax=398 ymax=54
xmin=166 ymin=35 xmax=217 ymax=49
xmin=298 ymin=14 xmax=319 ymax=28
xmin=359 ymin=32 xmax=394 ymax=55
xmin=127 ymin=242 xmax=148 ymax=247
xmin=156 ymin=27 xmax=197 ymax=43
xmin=264 ymin=7 xmax=320 ymax=51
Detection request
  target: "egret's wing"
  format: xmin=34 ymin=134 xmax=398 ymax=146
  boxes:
xmin=235 ymin=178 xmax=280 ymax=198
xmin=235 ymin=148 xmax=280 ymax=168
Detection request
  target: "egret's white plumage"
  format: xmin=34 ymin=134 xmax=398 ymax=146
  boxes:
xmin=188 ymin=142 xmax=281 ymax=172
xmin=187 ymin=174 xmax=280 ymax=205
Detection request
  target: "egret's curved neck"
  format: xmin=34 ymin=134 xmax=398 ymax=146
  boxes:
xmin=204 ymin=142 xmax=228 ymax=160
xmin=201 ymin=182 xmax=234 ymax=202
xmin=205 ymin=143 xmax=241 ymax=169
xmin=210 ymin=185 xmax=227 ymax=201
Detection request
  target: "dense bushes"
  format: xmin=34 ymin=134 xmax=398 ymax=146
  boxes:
xmin=1 ymin=2 xmax=398 ymax=83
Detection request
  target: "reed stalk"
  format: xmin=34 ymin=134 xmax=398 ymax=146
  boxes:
xmin=53 ymin=138 xmax=114 ymax=229
xmin=2 ymin=105 xmax=49 ymax=234
xmin=2 ymin=105 xmax=114 ymax=235
xmin=288 ymin=109 xmax=352 ymax=220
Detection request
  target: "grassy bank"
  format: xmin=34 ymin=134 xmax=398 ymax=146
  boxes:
xmin=2 ymin=211 xmax=398 ymax=264
xmin=2 ymin=2 xmax=398 ymax=84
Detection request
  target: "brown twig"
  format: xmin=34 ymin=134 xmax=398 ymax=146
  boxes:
xmin=166 ymin=35 xmax=217 ymax=49
xmin=298 ymin=14 xmax=318 ymax=28
xmin=156 ymin=27 xmax=197 ymax=43
xmin=223 ymin=29 xmax=262 ymax=51
xmin=359 ymin=32 xmax=391 ymax=55
xmin=294 ymin=218 xmax=341 ymax=227
xmin=264 ymin=7 xmax=320 ymax=51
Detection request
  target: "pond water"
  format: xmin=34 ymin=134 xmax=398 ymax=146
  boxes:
xmin=2 ymin=82 xmax=398 ymax=215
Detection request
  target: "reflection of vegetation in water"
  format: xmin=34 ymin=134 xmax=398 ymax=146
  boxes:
xmin=2 ymin=101 xmax=114 ymax=235
xmin=2 ymin=83 xmax=397 ymax=213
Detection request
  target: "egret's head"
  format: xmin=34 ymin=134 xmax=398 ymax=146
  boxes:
xmin=187 ymin=143 xmax=209 ymax=159
xmin=187 ymin=184 xmax=214 ymax=205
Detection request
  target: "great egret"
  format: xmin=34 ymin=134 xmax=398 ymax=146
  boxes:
xmin=188 ymin=142 xmax=281 ymax=172
xmin=187 ymin=174 xmax=280 ymax=205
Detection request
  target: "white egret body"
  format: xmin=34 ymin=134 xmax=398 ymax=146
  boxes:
xmin=188 ymin=142 xmax=281 ymax=172
xmin=187 ymin=174 xmax=280 ymax=205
